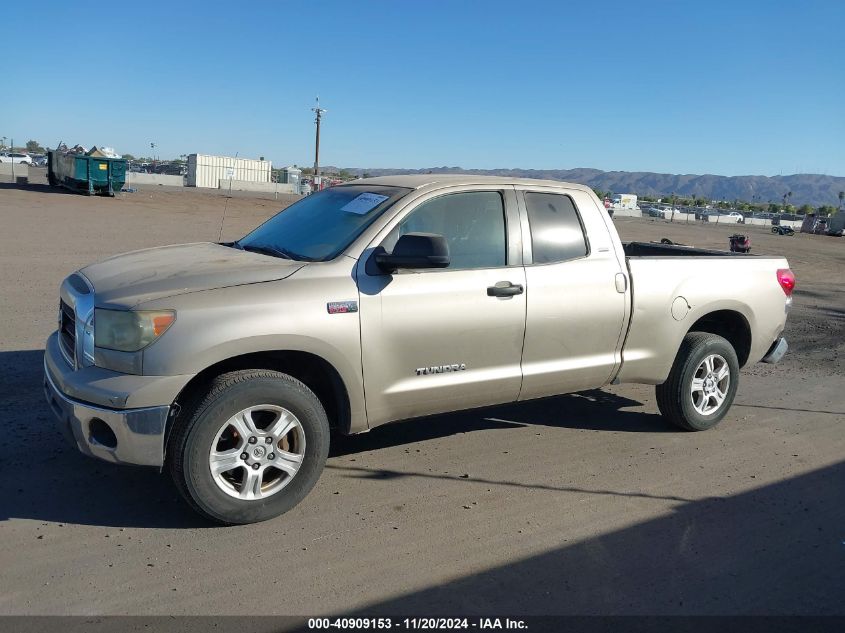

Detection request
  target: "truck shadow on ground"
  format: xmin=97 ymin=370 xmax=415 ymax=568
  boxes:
xmin=330 ymin=389 xmax=671 ymax=457
xmin=343 ymin=460 xmax=845 ymax=616
xmin=2 ymin=349 xmax=665 ymax=529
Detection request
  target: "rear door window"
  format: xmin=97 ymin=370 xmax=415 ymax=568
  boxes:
xmin=524 ymin=192 xmax=588 ymax=264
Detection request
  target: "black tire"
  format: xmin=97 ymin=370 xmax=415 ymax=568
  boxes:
xmin=655 ymin=332 xmax=739 ymax=431
xmin=168 ymin=369 xmax=330 ymax=525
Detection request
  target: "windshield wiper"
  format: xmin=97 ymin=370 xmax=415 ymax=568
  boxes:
xmin=240 ymin=243 xmax=310 ymax=261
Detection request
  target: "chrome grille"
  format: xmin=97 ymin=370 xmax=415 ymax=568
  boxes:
xmin=59 ymin=300 xmax=76 ymax=366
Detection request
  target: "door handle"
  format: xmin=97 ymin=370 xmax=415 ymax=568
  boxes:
xmin=487 ymin=282 xmax=524 ymax=297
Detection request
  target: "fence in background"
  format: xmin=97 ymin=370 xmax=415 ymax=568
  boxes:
xmin=217 ymin=179 xmax=297 ymax=195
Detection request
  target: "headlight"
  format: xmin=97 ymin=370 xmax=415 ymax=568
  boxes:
xmin=94 ymin=309 xmax=176 ymax=352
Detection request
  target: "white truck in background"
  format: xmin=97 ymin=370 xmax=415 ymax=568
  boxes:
xmin=612 ymin=193 xmax=638 ymax=210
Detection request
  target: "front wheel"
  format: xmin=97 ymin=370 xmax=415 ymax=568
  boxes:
xmin=656 ymin=332 xmax=739 ymax=431
xmin=168 ymin=369 xmax=330 ymax=525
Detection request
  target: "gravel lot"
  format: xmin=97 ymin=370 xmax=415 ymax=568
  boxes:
xmin=1 ymin=181 xmax=843 ymax=616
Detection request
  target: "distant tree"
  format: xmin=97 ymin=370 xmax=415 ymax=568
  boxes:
xmin=839 ymin=191 xmax=844 ymax=210
xmin=797 ymin=204 xmax=813 ymax=215
xmin=817 ymin=205 xmax=837 ymax=216
xmin=768 ymin=202 xmax=781 ymax=213
xmin=122 ymin=153 xmax=136 ymax=161
xmin=362 ymin=172 xmax=371 ymax=179
xmin=592 ymin=188 xmax=606 ymax=199
xmin=782 ymin=191 xmax=792 ymax=209
xmin=25 ymin=139 xmax=45 ymax=153
xmin=784 ymin=204 xmax=795 ymax=213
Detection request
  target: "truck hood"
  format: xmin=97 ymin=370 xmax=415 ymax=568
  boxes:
xmin=80 ymin=242 xmax=306 ymax=307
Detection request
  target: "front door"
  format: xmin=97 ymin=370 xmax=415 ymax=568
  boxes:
xmin=357 ymin=188 xmax=526 ymax=427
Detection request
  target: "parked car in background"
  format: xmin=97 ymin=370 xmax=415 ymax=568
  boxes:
xmin=727 ymin=212 xmax=745 ymax=223
xmin=0 ymin=152 xmax=33 ymax=165
xmin=154 ymin=163 xmax=186 ymax=176
xmin=32 ymin=154 xmax=48 ymax=166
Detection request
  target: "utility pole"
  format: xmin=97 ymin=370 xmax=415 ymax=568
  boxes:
xmin=311 ymin=97 xmax=326 ymax=191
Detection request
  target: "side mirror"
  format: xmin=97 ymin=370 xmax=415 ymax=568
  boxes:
xmin=374 ymin=232 xmax=450 ymax=272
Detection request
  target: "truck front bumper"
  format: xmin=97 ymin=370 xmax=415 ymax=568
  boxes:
xmin=43 ymin=333 xmax=192 ymax=467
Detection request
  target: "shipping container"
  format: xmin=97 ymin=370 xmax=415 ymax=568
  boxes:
xmin=186 ymin=153 xmax=272 ymax=188
xmin=828 ymin=213 xmax=845 ymax=236
xmin=47 ymin=151 xmax=127 ymax=196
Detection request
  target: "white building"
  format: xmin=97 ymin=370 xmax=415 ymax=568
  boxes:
xmin=186 ymin=153 xmax=272 ymax=188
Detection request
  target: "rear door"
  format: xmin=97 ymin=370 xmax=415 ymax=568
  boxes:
xmin=357 ymin=186 xmax=526 ymax=426
xmin=516 ymin=187 xmax=629 ymax=399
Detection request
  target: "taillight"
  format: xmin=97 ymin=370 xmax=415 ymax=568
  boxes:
xmin=777 ymin=268 xmax=795 ymax=296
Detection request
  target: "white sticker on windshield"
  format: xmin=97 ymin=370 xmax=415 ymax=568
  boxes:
xmin=341 ymin=192 xmax=390 ymax=215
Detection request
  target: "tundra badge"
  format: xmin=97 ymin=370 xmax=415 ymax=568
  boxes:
xmin=416 ymin=364 xmax=467 ymax=376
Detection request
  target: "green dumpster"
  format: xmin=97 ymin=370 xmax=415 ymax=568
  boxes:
xmin=48 ymin=151 xmax=127 ymax=196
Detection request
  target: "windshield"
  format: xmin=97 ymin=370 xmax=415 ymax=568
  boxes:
xmin=237 ymin=184 xmax=410 ymax=261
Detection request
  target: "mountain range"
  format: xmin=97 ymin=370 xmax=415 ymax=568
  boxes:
xmin=330 ymin=166 xmax=845 ymax=208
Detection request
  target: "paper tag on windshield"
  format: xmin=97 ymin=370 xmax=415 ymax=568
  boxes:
xmin=341 ymin=192 xmax=389 ymax=215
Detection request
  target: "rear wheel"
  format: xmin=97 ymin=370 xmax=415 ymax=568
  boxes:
xmin=168 ymin=370 xmax=330 ymax=525
xmin=656 ymin=332 xmax=739 ymax=431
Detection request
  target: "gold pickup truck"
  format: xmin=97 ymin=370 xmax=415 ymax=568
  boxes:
xmin=44 ymin=176 xmax=794 ymax=524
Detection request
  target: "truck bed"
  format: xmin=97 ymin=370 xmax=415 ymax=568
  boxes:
xmin=617 ymin=245 xmax=790 ymax=385
xmin=623 ymin=241 xmax=748 ymax=258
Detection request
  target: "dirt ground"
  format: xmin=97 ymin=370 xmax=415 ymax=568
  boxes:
xmin=0 ymin=181 xmax=843 ymax=616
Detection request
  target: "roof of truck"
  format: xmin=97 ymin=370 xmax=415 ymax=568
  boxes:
xmin=348 ymin=174 xmax=593 ymax=193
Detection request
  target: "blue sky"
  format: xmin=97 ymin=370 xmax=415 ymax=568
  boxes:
xmin=3 ymin=0 xmax=843 ymax=176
